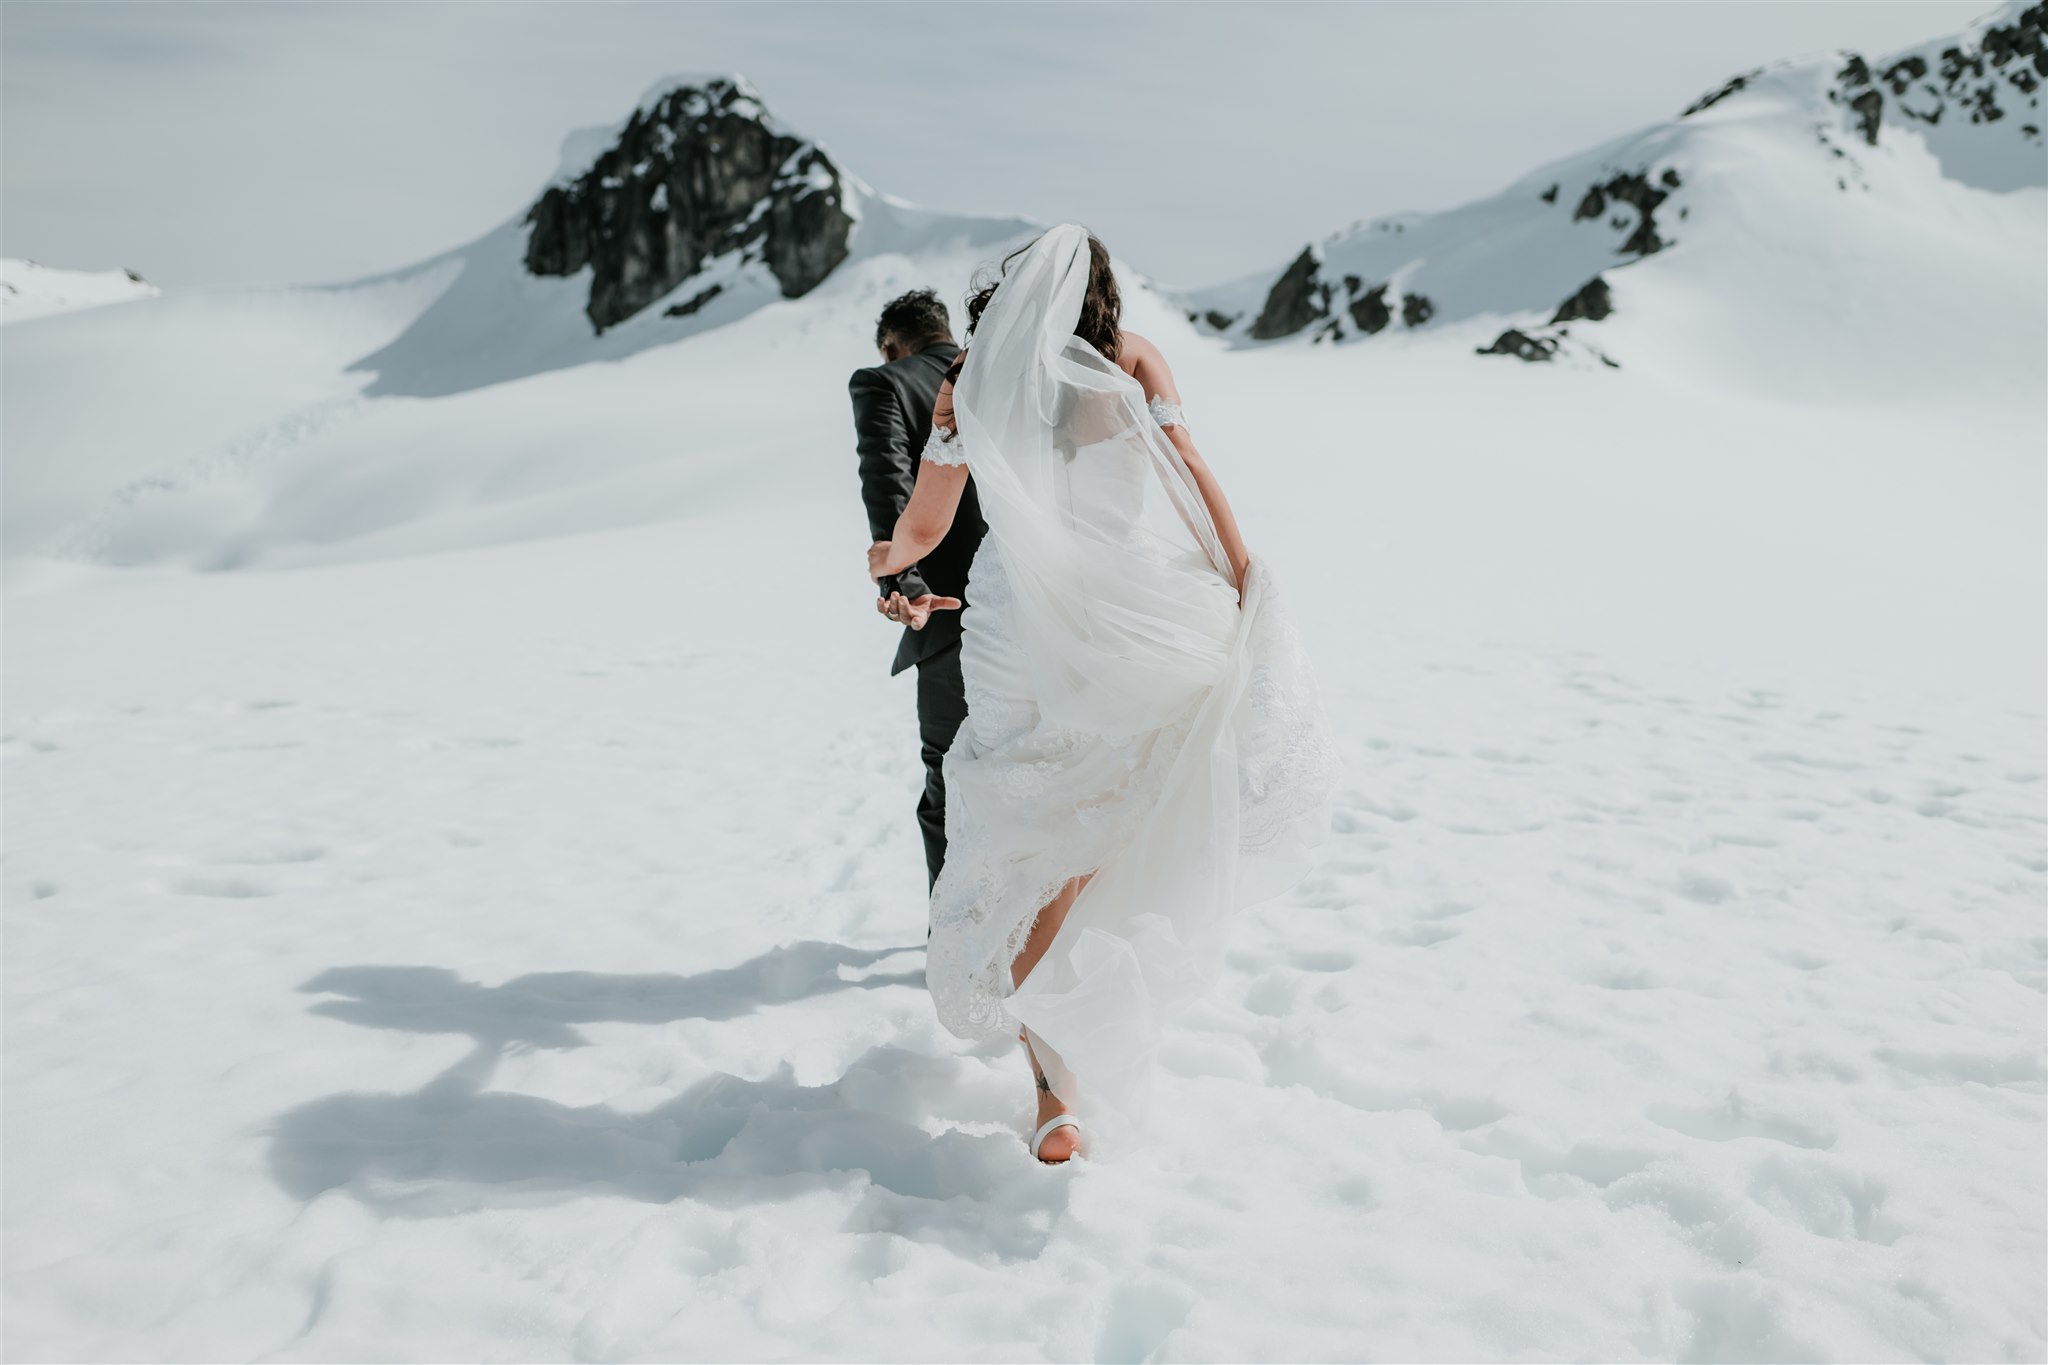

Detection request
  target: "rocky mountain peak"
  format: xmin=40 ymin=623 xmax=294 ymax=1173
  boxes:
xmin=1822 ymin=0 xmax=2043 ymax=151
xmin=1189 ymin=1 xmax=2043 ymax=367
xmin=522 ymin=75 xmax=854 ymax=333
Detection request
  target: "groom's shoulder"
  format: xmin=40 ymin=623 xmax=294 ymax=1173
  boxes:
xmin=850 ymin=341 xmax=957 ymax=392
xmin=894 ymin=341 xmax=960 ymax=388
xmin=847 ymin=360 xmax=897 ymax=407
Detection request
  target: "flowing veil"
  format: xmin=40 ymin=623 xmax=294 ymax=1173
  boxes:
xmin=929 ymin=224 xmax=1338 ymax=1149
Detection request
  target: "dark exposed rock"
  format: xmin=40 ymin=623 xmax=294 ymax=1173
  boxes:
xmin=1348 ymin=284 xmax=1392 ymax=335
xmin=662 ymin=283 xmax=723 ymax=318
xmin=1683 ymin=68 xmax=1763 ymax=116
xmin=1938 ymin=44 xmax=1983 ymax=87
xmin=1247 ymin=258 xmax=1425 ymax=342
xmin=1984 ymin=4 xmax=2046 ymax=66
xmin=1203 ymin=310 xmax=1240 ymax=331
xmin=1882 ymin=53 xmax=1930 ymax=94
xmin=1575 ymin=169 xmax=1676 ymax=256
xmin=1250 ymin=247 xmax=1331 ymax=339
xmin=524 ymin=78 xmax=853 ymax=333
xmin=1551 ymin=275 xmax=1613 ymax=324
xmin=1540 ymin=183 xmax=1560 ymax=203
xmin=1828 ymin=4 xmax=2045 ymax=149
xmin=1477 ymin=328 xmax=1557 ymax=362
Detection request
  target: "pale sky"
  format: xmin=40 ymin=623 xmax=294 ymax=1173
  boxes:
xmin=1 ymin=1 xmax=1986 ymax=290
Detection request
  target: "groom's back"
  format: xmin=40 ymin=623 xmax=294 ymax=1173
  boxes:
xmin=877 ymin=344 xmax=955 ymax=456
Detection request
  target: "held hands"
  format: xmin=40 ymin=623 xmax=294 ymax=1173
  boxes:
xmin=869 ymin=541 xmax=959 ymax=630
xmin=875 ymin=591 xmax=962 ymax=630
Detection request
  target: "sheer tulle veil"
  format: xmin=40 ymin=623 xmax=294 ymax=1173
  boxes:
xmin=929 ymin=224 xmax=1338 ymax=1150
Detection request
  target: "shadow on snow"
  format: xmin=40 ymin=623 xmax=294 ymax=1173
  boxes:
xmin=268 ymin=940 xmax=1067 ymax=1261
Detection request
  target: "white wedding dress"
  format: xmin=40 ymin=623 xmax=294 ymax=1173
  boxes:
xmin=917 ymin=225 xmax=1337 ymax=1148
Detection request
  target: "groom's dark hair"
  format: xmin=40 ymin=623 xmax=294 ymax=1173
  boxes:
xmin=876 ymin=289 xmax=953 ymax=350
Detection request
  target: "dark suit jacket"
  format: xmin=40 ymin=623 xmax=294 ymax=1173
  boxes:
xmin=850 ymin=340 xmax=987 ymax=675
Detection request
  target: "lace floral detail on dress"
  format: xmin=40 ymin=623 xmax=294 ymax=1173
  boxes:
xmin=921 ymin=423 xmax=968 ymax=467
xmin=1147 ymin=394 xmax=1189 ymax=431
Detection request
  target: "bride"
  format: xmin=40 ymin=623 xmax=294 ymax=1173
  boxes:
xmin=866 ymin=224 xmax=1336 ymax=1163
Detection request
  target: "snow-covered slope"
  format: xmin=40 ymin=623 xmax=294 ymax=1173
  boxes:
xmin=0 ymin=258 xmax=159 ymax=323
xmin=1186 ymin=0 xmax=2045 ymax=391
xmin=6 ymin=299 xmax=2043 ymax=1364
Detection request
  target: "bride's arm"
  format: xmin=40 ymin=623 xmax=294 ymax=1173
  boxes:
xmin=867 ymin=378 xmax=969 ymax=581
xmin=1119 ymin=331 xmax=1252 ymax=592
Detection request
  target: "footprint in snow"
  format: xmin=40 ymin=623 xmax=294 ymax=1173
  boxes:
xmin=1646 ymin=1091 xmax=1837 ymax=1149
xmin=171 ymin=875 xmax=274 ymax=899
xmin=213 ymin=843 xmax=325 ymax=866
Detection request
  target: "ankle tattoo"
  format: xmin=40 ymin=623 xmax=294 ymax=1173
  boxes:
xmin=1021 ymin=1030 xmax=1058 ymax=1099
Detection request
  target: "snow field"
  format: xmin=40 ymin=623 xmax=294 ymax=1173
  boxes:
xmin=6 ymin=321 xmax=2041 ymax=1357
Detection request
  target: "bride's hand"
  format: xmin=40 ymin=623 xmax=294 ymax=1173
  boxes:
xmin=877 ymin=591 xmax=962 ymax=630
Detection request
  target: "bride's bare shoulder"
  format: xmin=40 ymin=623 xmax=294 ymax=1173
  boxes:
xmin=1114 ymin=329 xmax=1163 ymax=376
xmin=1115 ymin=330 xmax=1180 ymax=400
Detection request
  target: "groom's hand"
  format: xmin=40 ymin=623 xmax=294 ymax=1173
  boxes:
xmin=876 ymin=591 xmax=962 ymax=630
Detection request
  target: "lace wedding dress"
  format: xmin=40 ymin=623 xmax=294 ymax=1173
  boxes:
xmin=919 ymin=225 xmax=1338 ymax=1147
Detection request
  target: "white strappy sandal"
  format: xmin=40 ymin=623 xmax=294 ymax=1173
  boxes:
xmin=1031 ymin=1113 xmax=1082 ymax=1163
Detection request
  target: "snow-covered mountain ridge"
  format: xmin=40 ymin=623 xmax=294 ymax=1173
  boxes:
xmin=2 ymin=5 xmax=2040 ymax=577
xmin=0 ymin=72 xmax=1046 ymax=572
xmin=0 ymin=258 xmax=158 ymax=324
xmin=1186 ymin=0 xmax=2043 ymax=368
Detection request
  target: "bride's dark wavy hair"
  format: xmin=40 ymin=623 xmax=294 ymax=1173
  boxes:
xmin=965 ymin=231 xmax=1121 ymax=363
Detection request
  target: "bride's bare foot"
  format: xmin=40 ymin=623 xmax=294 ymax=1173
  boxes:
xmin=1020 ymin=1028 xmax=1079 ymax=1163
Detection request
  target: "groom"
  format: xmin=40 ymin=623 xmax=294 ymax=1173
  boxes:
xmin=849 ymin=289 xmax=986 ymax=896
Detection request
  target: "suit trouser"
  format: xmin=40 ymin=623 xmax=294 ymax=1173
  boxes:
xmin=913 ymin=642 xmax=969 ymax=918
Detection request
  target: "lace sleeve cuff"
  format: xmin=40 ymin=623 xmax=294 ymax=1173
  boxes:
xmin=921 ymin=424 xmax=968 ymax=467
xmin=1148 ymin=394 xmax=1189 ymax=431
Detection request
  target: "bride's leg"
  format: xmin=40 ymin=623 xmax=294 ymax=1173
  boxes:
xmin=1012 ymin=874 xmax=1092 ymax=1163
xmin=1010 ymin=873 xmax=1092 ymax=988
